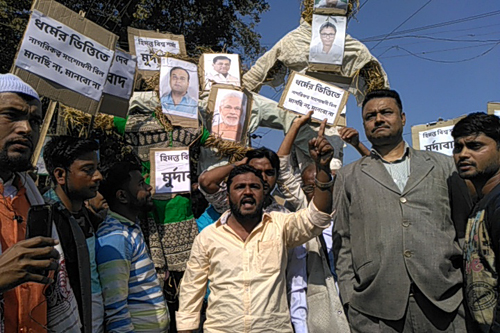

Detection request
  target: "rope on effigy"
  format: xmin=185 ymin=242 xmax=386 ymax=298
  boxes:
xmin=204 ymin=135 xmax=252 ymax=163
xmin=301 ymin=0 xmax=360 ymax=25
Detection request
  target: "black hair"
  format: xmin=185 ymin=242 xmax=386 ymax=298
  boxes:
xmin=170 ymin=66 xmax=190 ymax=81
xmin=245 ymin=147 xmax=280 ymax=179
xmin=362 ymin=89 xmax=403 ymax=115
xmin=452 ymin=112 xmax=500 ymax=147
xmin=319 ymin=21 xmax=337 ymax=34
xmin=99 ymin=161 xmax=142 ymax=206
xmin=227 ymin=165 xmax=265 ymax=194
xmin=43 ymin=136 xmax=99 ymax=183
xmin=213 ymin=56 xmax=231 ymax=64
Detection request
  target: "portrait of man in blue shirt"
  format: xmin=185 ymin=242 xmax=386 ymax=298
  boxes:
xmin=160 ymin=66 xmax=198 ymax=117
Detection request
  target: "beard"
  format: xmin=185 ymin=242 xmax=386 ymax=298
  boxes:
xmin=229 ymin=197 xmax=264 ymax=222
xmin=0 ymin=144 xmax=33 ymax=173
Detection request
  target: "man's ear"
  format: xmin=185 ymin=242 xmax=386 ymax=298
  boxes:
xmin=115 ymin=189 xmax=129 ymax=205
xmin=53 ymin=167 xmax=67 ymax=186
xmin=401 ymin=112 xmax=406 ymax=126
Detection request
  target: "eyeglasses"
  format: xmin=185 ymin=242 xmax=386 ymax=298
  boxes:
xmin=301 ymin=184 xmax=315 ymax=194
xmin=320 ymin=33 xmax=336 ymax=38
xmin=262 ymin=169 xmax=276 ymax=177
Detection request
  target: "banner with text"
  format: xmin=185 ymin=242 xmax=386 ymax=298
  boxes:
xmin=15 ymin=10 xmax=114 ymax=101
xmin=103 ymin=49 xmax=136 ymax=99
xmin=151 ymin=148 xmax=191 ymax=195
xmin=411 ymin=116 xmax=465 ymax=156
xmin=278 ymin=71 xmax=348 ymax=125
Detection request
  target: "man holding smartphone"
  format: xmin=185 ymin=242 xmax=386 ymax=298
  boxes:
xmin=0 ymin=74 xmax=65 ymax=332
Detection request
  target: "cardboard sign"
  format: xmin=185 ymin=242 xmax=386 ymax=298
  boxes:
xmin=127 ymin=27 xmax=186 ymax=77
xmin=159 ymin=57 xmax=199 ymax=128
xmin=278 ymin=71 xmax=348 ymax=126
xmin=487 ymin=102 xmax=500 ymax=117
xmin=309 ymin=15 xmax=346 ymax=67
xmin=200 ymin=54 xmax=241 ymax=91
xmin=150 ymin=148 xmax=191 ymax=195
xmin=411 ymin=117 xmax=465 ymax=156
xmin=12 ymin=0 xmax=118 ymax=115
xmin=206 ymin=84 xmax=252 ymax=143
xmin=313 ymin=0 xmax=348 ymax=15
xmin=99 ymin=49 xmax=137 ymax=118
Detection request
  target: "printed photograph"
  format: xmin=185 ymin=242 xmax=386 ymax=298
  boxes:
xmin=202 ymin=54 xmax=241 ymax=91
xmin=211 ymin=89 xmax=247 ymax=142
xmin=309 ymin=15 xmax=346 ymax=65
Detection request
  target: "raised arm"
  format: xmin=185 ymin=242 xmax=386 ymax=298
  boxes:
xmin=277 ymin=111 xmax=313 ymax=157
xmin=310 ymin=120 xmax=334 ymax=214
xmin=338 ymin=127 xmax=370 ymax=157
xmin=198 ymin=158 xmax=248 ymax=194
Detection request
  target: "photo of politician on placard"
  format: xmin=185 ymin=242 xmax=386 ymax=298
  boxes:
xmin=160 ymin=57 xmax=199 ymax=120
xmin=211 ymin=89 xmax=247 ymax=142
xmin=202 ymin=54 xmax=241 ymax=91
xmin=309 ymin=15 xmax=346 ymax=65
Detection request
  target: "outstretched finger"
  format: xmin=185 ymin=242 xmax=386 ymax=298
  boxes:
xmin=318 ymin=118 xmax=327 ymax=137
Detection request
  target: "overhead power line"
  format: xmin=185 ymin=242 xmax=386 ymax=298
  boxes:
xmin=370 ymin=0 xmax=433 ymax=51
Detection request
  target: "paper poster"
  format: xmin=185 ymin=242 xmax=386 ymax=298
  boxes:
xmin=211 ymin=89 xmax=248 ymax=142
xmin=202 ymin=54 xmax=241 ymax=91
xmin=159 ymin=57 xmax=199 ymax=121
xmin=314 ymin=0 xmax=348 ymax=10
xmin=487 ymin=102 xmax=500 ymax=117
xmin=15 ymin=10 xmax=114 ymax=101
xmin=103 ymin=49 xmax=136 ymax=99
xmin=418 ymin=125 xmax=455 ymax=156
xmin=279 ymin=72 xmax=348 ymax=125
xmin=134 ymin=36 xmax=181 ymax=70
xmin=151 ymin=149 xmax=191 ymax=194
xmin=309 ymin=15 xmax=346 ymax=66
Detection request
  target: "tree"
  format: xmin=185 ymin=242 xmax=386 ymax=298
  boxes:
xmin=0 ymin=0 xmax=269 ymax=73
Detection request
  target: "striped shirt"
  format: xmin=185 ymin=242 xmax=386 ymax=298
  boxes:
xmin=96 ymin=211 xmax=169 ymax=332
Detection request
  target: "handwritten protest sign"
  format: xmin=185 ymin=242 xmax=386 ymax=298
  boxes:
xmin=15 ymin=10 xmax=114 ymax=101
xmin=150 ymin=148 xmax=191 ymax=195
xmin=488 ymin=102 xmax=500 ymax=117
xmin=278 ymin=71 xmax=348 ymax=125
xmin=411 ymin=117 xmax=465 ymax=156
xmin=103 ymin=50 xmax=136 ymax=98
xmin=128 ymin=27 xmax=186 ymax=73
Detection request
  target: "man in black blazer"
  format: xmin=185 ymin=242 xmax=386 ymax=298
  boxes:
xmin=333 ymin=89 xmax=472 ymax=332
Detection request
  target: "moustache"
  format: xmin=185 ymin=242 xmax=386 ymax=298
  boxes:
xmin=6 ymin=137 xmax=33 ymax=149
xmin=240 ymin=197 xmax=256 ymax=205
xmin=372 ymin=125 xmax=390 ymax=133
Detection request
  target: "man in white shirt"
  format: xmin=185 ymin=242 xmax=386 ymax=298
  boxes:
xmin=204 ymin=55 xmax=240 ymax=90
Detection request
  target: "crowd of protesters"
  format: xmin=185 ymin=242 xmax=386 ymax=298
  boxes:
xmin=1 ymin=72 xmax=500 ymax=333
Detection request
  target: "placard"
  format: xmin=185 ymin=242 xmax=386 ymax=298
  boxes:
xmin=487 ymin=102 xmax=500 ymax=117
xmin=278 ymin=71 xmax=348 ymax=125
xmin=99 ymin=49 xmax=137 ymax=118
xmin=127 ymin=27 xmax=186 ymax=73
xmin=150 ymin=148 xmax=191 ymax=195
xmin=206 ymin=85 xmax=252 ymax=143
xmin=35 ymin=136 xmax=51 ymax=175
xmin=200 ymin=54 xmax=241 ymax=91
xmin=12 ymin=0 xmax=118 ymax=115
xmin=159 ymin=57 xmax=199 ymax=128
xmin=314 ymin=0 xmax=348 ymax=15
xmin=15 ymin=10 xmax=114 ymax=101
xmin=309 ymin=15 xmax=346 ymax=66
xmin=411 ymin=117 xmax=465 ymax=156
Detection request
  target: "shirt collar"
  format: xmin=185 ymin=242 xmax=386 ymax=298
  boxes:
xmin=371 ymin=141 xmax=411 ymax=163
xmin=108 ymin=210 xmax=137 ymax=226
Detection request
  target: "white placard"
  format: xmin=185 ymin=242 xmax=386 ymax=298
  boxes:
xmin=159 ymin=57 xmax=199 ymax=120
xmin=495 ymin=110 xmax=500 ymax=117
xmin=134 ymin=36 xmax=181 ymax=70
xmin=153 ymin=150 xmax=191 ymax=194
xmin=281 ymin=73 xmax=347 ymax=125
xmin=103 ymin=50 xmax=136 ymax=99
xmin=15 ymin=10 xmax=114 ymax=101
xmin=309 ymin=15 xmax=346 ymax=65
xmin=418 ymin=125 xmax=455 ymax=156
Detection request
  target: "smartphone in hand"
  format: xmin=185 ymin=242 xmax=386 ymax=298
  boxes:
xmin=26 ymin=204 xmax=53 ymax=276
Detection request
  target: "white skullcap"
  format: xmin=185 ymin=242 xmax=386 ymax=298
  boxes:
xmin=0 ymin=74 xmax=40 ymax=101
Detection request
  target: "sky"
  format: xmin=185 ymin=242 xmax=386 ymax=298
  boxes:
xmin=250 ymin=0 xmax=500 ymax=165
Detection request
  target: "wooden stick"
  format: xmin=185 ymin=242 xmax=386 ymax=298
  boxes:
xmin=32 ymin=100 xmax=57 ymax=166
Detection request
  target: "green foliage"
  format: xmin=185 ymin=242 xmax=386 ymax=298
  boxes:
xmin=0 ymin=0 xmax=269 ymax=73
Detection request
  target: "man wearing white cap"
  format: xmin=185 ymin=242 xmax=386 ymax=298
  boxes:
xmin=0 ymin=74 xmax=80 ymax=332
